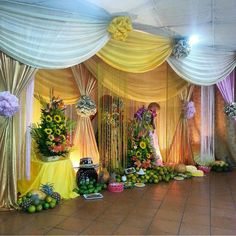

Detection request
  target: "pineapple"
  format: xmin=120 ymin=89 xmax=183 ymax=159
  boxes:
xmin=40 ymin=183 xmax=54 ymax=196
xmin=21 ymin=198 xmax=33 ymax=211
xmin=51 ymin=192 xmax=61 ymax=204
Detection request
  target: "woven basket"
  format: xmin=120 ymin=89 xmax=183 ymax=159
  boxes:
xmin=108 ymin=183 xmax=124 ymax=193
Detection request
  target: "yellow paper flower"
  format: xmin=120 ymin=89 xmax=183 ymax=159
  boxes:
xmin=44 ymin=128 xmax=52 ymax=134
xmin=54 ymin=115 xmax=62 ymax=123
xmin=136 ymin=150 xmax=141 ymax=158
xmin=139 ymin=141 xmax=146 ymax=149
xmin=107 ymin=16 xmax=132 ymax=41
xmin=147 ymin=153 xmax=151 ymax=159
xmin=55 ymin=129 xmax=61 ymax=135
xmin=45 ymin=115 xmax=52 ymax=122
xmin=61 ymin=134 xmax=66 ymax=141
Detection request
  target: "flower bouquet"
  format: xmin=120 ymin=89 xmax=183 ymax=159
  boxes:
xmin=30 ymin=97 xmax=75 ymax=161
xmin=127 ymin=107 xmax=156 ymax=169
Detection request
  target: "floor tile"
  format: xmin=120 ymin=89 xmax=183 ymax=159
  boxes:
xmin=182 ymin=212 xmax=210 ymax=226
xmin=113 ymin=225 xmax=147 ymax=235
xmin=147 ymin=219 xmax=180 ymax=235
xmin=211 ymin=227 xmax=236 ymax=235
xmin=56 ymin=216 xmax=91 ymax=233
xmin=179 ymin=222 xmax=210 ymax=235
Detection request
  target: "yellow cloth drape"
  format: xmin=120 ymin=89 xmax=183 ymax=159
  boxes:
xmin=70 ymin=64 xmax=100 ymax=167
xmin=35 ymin=69 xmax=79 ymax=105
xmin=0 ymin=53 xmax=36 ymax=209
xmin=17 ymin=158 xmax=78 ymax=199
xmin=167 ymin=85 xmax=195 ymax=164
xmin=84 ymin=56 xmax=187 ymax=103
xmin=97 ymin=30 xmax=173 ymax=73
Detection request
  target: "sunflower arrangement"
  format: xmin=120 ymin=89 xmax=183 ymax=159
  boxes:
xmin=31 ymin=97 xmax=75 ymax=158
xmin=127 ymin=107 xmax=156 ymax=169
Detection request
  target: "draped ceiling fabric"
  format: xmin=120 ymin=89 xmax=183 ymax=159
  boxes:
xmin=84 ymin=56 xmax=187 ymax=103
xmin=71 ymin=65 xmax=99 ymax=167
xmin=168 ymin=47 xmax=236 ymax=85
xmin=0 ymin=0 xmax=112 ymax=68
xmin=97 ymin=30 xmax=173 ymax=73
xmin=0 ymin=53 xmax=36 ymax=209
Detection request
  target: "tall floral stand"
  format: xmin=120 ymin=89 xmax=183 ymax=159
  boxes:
xmin=17 ymin=157 xmax=78 ymax=199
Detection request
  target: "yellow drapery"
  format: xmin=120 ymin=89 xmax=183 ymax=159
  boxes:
xmin=167 ymin=85 xmax=195 ymax=164
xmin=18 ymin=158 xmax=78 ymax=199
xmin=35 ymin=69 xmax=79 ymax=105
xmin=0 ymin=53 xmax=36 ymax=209
xmin=97 ymin=30 xmax=173 ymax=73
xmin=84 ymin=56 xmax=187 ymax=103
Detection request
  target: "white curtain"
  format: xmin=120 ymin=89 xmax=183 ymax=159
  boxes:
xmin=70 ymin=64 xmax=99 ymax=167
xmin=0 ymin=0 xmax=112 ymax=68
xmin=200 ymin=85 xmax=215 ymax=164
xmin=17 ymin=79 xmax=35 ymax=180
xmin=168 ymin=47 xmax=236 ymax=85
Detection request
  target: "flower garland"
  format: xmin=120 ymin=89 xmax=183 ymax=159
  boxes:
xmin=102 ymin=97 xmax=123 ymax=128
xmin=0 ymin=91 xmax=19 ymax=117
xmin=224 ymin=102 xmax=236 ymax=118
xmin=107 ymin=16 xmax=132 ymax=41
xmin=172 ymin=39 xmax=191 ymax=59
xmin=76 ymin=95 xmax=96 ymax=117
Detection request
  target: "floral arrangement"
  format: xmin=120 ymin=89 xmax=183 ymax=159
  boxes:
xmin=172 ymin=39 xmax=191 ymax=59
xmin=31 ymin=97 xmax=74 ymax=158
xmin=0 ymin=91 xmax=19 ymax=117
xmin=182 ymin=101 xmax=196 ymax=119
xmin=107 ymin=16 xmax=132 ymax=41
xmin=211 ymin=160 xmax=232 ymax=172
xmin=102 ymin=97 xmax=123 ymax=128
xmin=224 ymin=102 xmax=236 ymax=118
xmin=127 ymin=107 xmax=156 ymax=169
xmin=76 ymin=95 xmax=96 ymax=117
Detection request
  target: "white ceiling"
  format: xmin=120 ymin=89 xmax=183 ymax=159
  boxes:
xmin=87 ymin=0 xmax=236 ymax=51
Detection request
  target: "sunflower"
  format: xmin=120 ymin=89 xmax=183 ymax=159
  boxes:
xmin=146 ymin=153 xmax=151 ymax=159
xmin=139 ymin=141 xmax=146 ymax=149
xmin=55 ymin=129 xmax=61 ymax=135
xmin=48 ymin=134 xmax=54 ymax=141
xmin=44 ymin=128 xmax=52 ymax=135
xmin=136 ymin=150 xmax=141 ymax=158
xmin=54 ymin=115 xmax=62 ymax=123
xmin=45 ymin=115 xmax=52 ymax=122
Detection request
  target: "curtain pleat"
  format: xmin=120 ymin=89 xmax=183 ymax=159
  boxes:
xmin=0 ymin=52 xmax=36 ymax=209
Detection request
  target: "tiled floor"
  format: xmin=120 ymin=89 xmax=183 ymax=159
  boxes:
xmin=1 ymin=170 xmax=236 ymax=235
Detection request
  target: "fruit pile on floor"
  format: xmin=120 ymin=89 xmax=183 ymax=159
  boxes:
xmin=115 ymin=166 xmax=176 ymax=185
xmin=74 ymin=178 xmax=107 ymax=195
xmin=17 ymin=183 xmax=61 ymax=213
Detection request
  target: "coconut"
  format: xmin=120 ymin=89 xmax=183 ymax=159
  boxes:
xmin=175 ymin=164 xmax=187 ymax=173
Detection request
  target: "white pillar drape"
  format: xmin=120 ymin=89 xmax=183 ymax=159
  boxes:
xmin=200 ymin=85 xmax=215 ymax=164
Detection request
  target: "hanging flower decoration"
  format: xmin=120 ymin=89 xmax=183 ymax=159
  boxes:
xmin=224 ymin=102 xmax=236 ymax=117
xmin=0 ymin=91 xmax=19 ymax=117
xmin=182 ymin=101 xmax=196 ymax=119
xmin=102 ymin=97 xmax=123 ymax=128
xmin=172 ymin=39 xmax=191 ymax=59
xmin=76 ymin=95 xmax=96 ymax=117
xmin=107 ymin=16 xmax=132 ymax=41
